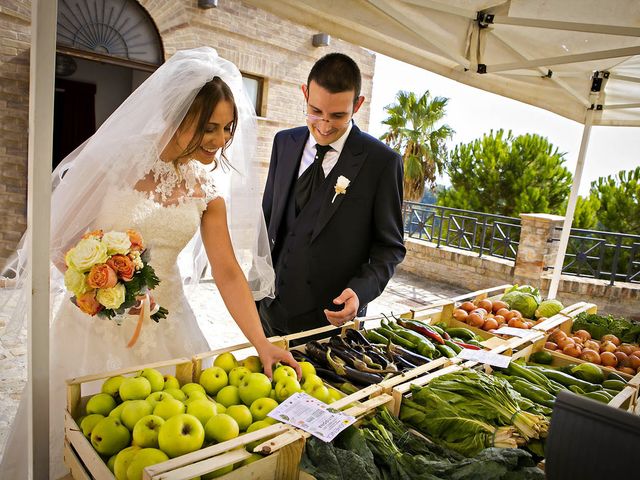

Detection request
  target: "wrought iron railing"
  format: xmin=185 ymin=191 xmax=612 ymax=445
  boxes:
xmin=402 ymin=202 xmax=521 ymax=261
xmin=554 ymin=227 xmax=640 ymax=285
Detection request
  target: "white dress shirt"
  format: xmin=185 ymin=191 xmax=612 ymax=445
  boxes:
xmin=298 ymin=122 xmax=353 ymax=178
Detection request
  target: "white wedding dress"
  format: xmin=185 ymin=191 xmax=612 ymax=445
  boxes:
xmin=1 ymin=159 xmax=215 ymax=479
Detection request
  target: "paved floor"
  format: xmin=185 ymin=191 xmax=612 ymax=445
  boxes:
xmin=0 ymin=270 xmax=465 ymax=463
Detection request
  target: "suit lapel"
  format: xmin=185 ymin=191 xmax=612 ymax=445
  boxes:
xmin=311 ymin=126 xmax=368 ymax=243
xmin=270 ymin=129 xmax=308 ymax=242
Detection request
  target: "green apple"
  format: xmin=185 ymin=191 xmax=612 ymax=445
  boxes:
xmin=108 ymin=403 xmax=126 ymax=420
xmin=163 ymin=387 xmax=187 ymax=402
xmin=184 ymin=390 xmax=208 ymax=405
xmin=305 ymin=383 xmax=330 ymax=403
xmin=102 ymin=375 xmax=126 ymax=398
xmin=202 ymin=464 xmax=234 ymax=479
xmin=80 ymin=413 xmax=105 ymax=438
xmin=120 ymin=377 xmax=152 ymax=401
xmin=245 ymin=420 xmax=272 ymax=451
xmin=269 ymin=390 xmax=277 ymax=401
xmin=107 ymin=453 xmax=117 ymax=473
xmin=275 ymin=377 xmax=301 ymax=402
xmin=121 ymin=400 xmax=153 ymax=431
xmin=158 ymin=413 xmax=205 ymax=458
xmin=213 ymin=352 xmax=238 ymax=373
xmin=132 ymin=414 xmax=164 ymax=449
xmin=272 ymin=365 xmax=297 ymax=384
xmin=163 ymin=374 xmax=180 ymax=390
xmin=137 ymin=368 xmax=165 ymax=392
xmin=153 ymin=396 xmax=186 ymax=420
xmin=215 ymin=402 xmax=226 ymax=414
xmin=113 ymin=445 xmax=141 ymax=480
xmin=146 ymin=391 xmax=172 ymax=409
xmin=327 ymin=388 xmax=343 ymax=403
xmin=239 ymin=373 xmax=272 ymax=407
xmin=126 ymin=448 xmax=169 ymax=480
xmin=240 ymin=355 xmax=262 ymax=373
xmin=90 ymin=417 xmax=131 ymax=456
xmin=225 ymin=404 xmax=252 ymax=431
xmin=262 ymin=417 xmax=278 ymax=425
xmin=215 ymin=385 xmax=240 ymax=408
xmin=301 ymin=374 xmax=324 ymax=391
xmin=204 ymin=414 xmax=239 ymax=443
xmin=299 ymin=361 xmax=316 ymax=379
xmin=199 ymin=366 xmax=228 ymax=396
xmin=181 ymin=382 xmax=206 ymax=396
xmin=249 ymin=398 xmax=278 ymax=421
xmin=186 ymin=398 xmax=218 ymax=426
xmin=228 ymin=366 xmax=252 ymax=388
xmin=86 ymin=393 xmax=117 ymax=416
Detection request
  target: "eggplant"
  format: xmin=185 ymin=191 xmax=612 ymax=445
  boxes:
xmin=305 ymin=341 xmax=331 ymax=368
xmin=386 ymin=342 xmax=431 ymax=366
xmin=390 ymin=353 xmax=418 ymax=371
xmin=325 ymin=347 xmax=384 ymax=386
xmin=315 ymin=367 xmax=350 ymax=385
xmin=344 ymin=328 xmax=372 ymax=347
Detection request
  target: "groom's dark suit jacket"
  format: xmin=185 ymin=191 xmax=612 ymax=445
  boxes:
xmin=261 ymin=124 xmax=406 ymax=334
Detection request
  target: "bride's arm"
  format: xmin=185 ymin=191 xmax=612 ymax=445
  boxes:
xmin=200 ymin=197 xmax=300 ymax=380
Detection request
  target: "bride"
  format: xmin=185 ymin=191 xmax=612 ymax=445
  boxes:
xmin=0 ymin=47 xmax=299 ymax=478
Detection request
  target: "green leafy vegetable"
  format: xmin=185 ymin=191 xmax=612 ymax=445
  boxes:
xmin=534 ymin=299 xmax=564 ymax=319
xmin=501 ymin=292 xmax=539 ymax=319
xmin=572 ymin=312 xmax=640 ymax=344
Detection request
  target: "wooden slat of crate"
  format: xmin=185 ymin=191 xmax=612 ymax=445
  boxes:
xmin=559 ymin=302 xmax=598 ymax=317
xmin=64 ymin=411 xmax=113 ymax=480
xmin=607 ymin=386 xmax=638 ymax=411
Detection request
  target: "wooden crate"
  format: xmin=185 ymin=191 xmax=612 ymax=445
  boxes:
xmin=64 ymin=356 xmax=194 ymax=480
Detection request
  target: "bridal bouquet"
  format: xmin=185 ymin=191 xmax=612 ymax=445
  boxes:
xmin=63 ymin=229 xmax=168 ymax=326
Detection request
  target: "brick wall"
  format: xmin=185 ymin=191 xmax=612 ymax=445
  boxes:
xmin=0 ymin=2 xmax=30 ymax=266
xmin=0 ymin=0 xmax=376 ymax=266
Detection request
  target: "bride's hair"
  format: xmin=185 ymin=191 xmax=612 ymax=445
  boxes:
xmin=173 ymin=76 xmax=238 ymax=170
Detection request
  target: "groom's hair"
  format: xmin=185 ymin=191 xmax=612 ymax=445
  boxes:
xmin=308 ymin=53 xmax=361 ymax=103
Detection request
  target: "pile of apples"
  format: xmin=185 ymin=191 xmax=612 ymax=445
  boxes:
xmin=77 ymin=352 xmax=339 ymax=479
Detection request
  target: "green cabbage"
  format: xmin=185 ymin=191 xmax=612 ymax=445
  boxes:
xmin=505 ymin=285 xmax=542 ymax=304
xmin=534 ymin=299 xmax=564 ymax=319
xmin=501 ymin=291 xmax=539 ymax=319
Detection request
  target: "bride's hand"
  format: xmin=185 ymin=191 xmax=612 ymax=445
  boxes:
xmin=255 ymin=342 xmax=301 ymax=381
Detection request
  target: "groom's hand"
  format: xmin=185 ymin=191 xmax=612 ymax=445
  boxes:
xmin=325 ymin=288 xmax=359 ymax=327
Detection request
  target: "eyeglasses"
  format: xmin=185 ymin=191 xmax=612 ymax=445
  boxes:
xmin=305 ymin=111 xmax=352 ymax=128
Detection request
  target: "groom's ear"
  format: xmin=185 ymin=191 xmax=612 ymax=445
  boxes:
xmin=301 ymin=84 xmax=309 ymax=101
xmin=353 ymin=95 xmax=365 ymax=114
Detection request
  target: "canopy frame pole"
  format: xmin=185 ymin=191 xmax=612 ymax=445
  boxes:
xmin=491 ymin=16 xmax=640 ymax=37
xmin=27 ymin=0 xmax=56 ymax=477
xmin=609 ymin=73 xmax=640 ymax=84
xmin=603 ymin=102 xmax=640 ymax=109
xmin=548 ymin=108 xmax=595 ymax=299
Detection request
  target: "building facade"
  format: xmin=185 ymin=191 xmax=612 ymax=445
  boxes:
xmin=0 ymin=0 xmax=375 ymax=266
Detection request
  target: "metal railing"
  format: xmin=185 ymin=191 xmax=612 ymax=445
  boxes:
xmin=402 ymin=202 xmax=521 ymax=261
xmin=555 ymin=227 xmax=640 ymax=285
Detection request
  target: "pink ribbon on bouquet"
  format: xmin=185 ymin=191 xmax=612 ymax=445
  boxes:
xmin=126 ymin=293 xmax=159 ymax=348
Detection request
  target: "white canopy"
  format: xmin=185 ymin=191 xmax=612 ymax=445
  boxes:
xmin=246 ymin=0 xmax=640 ymax=126
xmin=245 ymin=0 xmax=640 ymax=298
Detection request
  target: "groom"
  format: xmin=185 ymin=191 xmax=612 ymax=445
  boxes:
xmin=259 ymin=53 xmax=406 ymax=336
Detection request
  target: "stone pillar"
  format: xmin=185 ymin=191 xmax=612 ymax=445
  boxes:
xmin=513 ymin=213 xmax=565 ymax=287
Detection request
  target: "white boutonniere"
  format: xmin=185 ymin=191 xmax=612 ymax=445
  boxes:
xmin=332 ymin=175 xmax=350 ymax=203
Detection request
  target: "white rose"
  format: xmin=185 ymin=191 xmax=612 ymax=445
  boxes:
xmin=66 ymin=238 xmax=109 ymax=272
xmin=96 ymin=283 xmax=126 ymax=310
xmin=64 ymin=268 xmax=89 ymax=297
xmin=336 ymin=175 xmax=350 ymax=190
xmin=102 ymin=231 xmax=131 ymax=255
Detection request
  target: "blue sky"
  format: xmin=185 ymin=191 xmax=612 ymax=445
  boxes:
xmin=367 ymin=54 xmax=640 ymax=196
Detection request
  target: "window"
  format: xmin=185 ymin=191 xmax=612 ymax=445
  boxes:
xmin=242 ymin=73 xmax=265 ymax=117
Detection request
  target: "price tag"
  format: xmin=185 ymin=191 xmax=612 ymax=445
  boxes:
xmin=268 ymin=392 xmax=356 ymax=442
xmin=457 ymin=348 xmax=512 ymax=368
xmin=494 ymin=326 xmax=539 ymax=338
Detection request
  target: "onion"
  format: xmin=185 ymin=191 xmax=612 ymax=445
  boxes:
xmin=496 ymin=308 xmax=511 ymax=318
xmin=584 ymin=340 xmax=600 ymax=351
xmin=600 ymin=351 xmax=618 ymax=367
xmin=453 ymin=309 xmax=469 ymax=321
xmin=571 ymin=336 xmax=584 ymax=346
xmin=483 ymin=318 xmax=499 ymax=331
xmin=556 ymin=336 xmax=576 ymax=350
xmin=563 ymin=344 xmax=582 ymax=357
xmin=600 ymin=341 xmax=617 ymax=353
xmin=478 ymin=299 xmax=493 ymax=313
xmin=545 ymin=342 xmax=558 ymax=351
xmin=602 ymin=334 xmax=621 ymax=346
xmin=579 ymin=349 xmax=601 ymax=364
xmin=628 ymin=354 xmax=640 ymax=370
xmin=619 ymin=367 xmax=636 ymax=376
xmin=492 ymin=300 xmax=509 ymax=313
xmin=508 ymin=318 xmax=526 ymax=329
xmin=614 ymin=351 xmax=629 ymax=364
xmin=467 ymin=313 xmax=485 ymax=328
xmin=617 ymin=344 xmax=637 ymax=356
xmin=471 ymin=308 xmax=488 ymax=318
xmin=460 ymin=301 xmax=476 ymax=312
xmin=573 ymin=330 xmax=591 ymax=342
xmin=549 ymin=330 xmax=567 ymax=344
xmin=493 ymin=315 xmax=506 ymax=325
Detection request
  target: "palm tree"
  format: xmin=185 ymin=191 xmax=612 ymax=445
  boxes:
xmin=380 ymin=90 xmax=453 ymax=201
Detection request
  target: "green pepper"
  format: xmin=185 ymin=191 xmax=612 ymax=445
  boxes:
xmin=435 ymin=344 xmax=456 ymax=358
xmin=535 ymin=367 xmax=603 ymax=392
xmin=443 ymin=327 xmax=477 ymax=341
xmin=443 ymin=340 xmax=462 ymax=354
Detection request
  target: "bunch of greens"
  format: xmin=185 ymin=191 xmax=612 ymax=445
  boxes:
xmin=400 ymin=370 xmax=549 ymax=456
xmin=572 ymin=312 xmax=640 ymax=343
xmin=300 ymin=408 xmax=544 ymax=480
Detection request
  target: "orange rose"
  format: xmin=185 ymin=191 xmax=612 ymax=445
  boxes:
xmin=75 ymin=290 xmax=102 ymax=316
xmin=82 ymin=229 xmax=104 ymax=240
xmin=107 ymin=254 xmax=135 ymax=281
xmin=127 ymin=229 xmax=144 ymax=251
xmin=87 ymin=264 xmax=118 ymax=289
